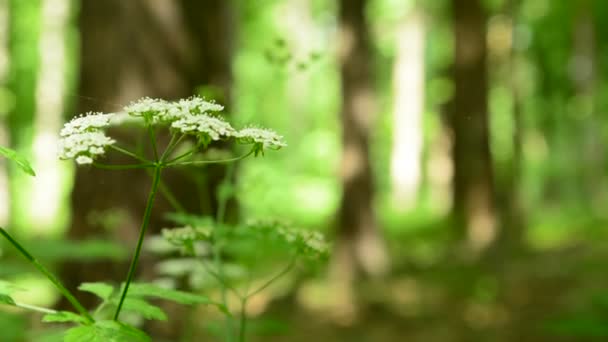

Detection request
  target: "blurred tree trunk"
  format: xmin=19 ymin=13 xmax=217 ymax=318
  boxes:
xmin=449 ymin=0 xmax=497 ymax=253
xmin=60 ymin=0 xmax=235 ymax=336
xmin=490 ymin=0 xmax=526 ymax=254
xmin=330 ymin=0 xmax=388 ymax=317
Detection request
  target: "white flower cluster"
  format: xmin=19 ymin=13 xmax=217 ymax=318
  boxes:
xmin=236 ymin=127 xmax=287 ymax=150
xmin=176 ymin=96 xmax=224 ymax=115
xmin=60 ymin=112 xmax=114 ymax=136
xmin=58 ymin=113 xmax=115 ymax=164
xmin=124 ymin=97 xmax=175 ymax=124
xmin=60 ymin=96 xmax=286 ymax=166
xmin=171 ymin=114 xmax=236 ymax=141
xmin=124 ymin=96 xmax=225 ymax=126
xmin=124 ymin=96 xmax=236 ymax=145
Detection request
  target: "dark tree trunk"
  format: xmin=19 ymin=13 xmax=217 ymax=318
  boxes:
xmin=331 ymin=0 xmax=388 ymax=302
xmin=449 ymin=0 xmax=497 ymax=253
xmin=60 ymin=1 xmax=235 ymax=337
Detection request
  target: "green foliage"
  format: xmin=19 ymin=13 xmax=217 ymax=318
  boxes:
xmin=42 ymin=311 xmax=89 ymax=324
xmin=119 ymin=298 xmax=166 ymax=321
xmin=64 ymin=320 xmax=150 ymax=342
xmin=127 ymin=282 xmax=212 ymax=305
xmin=0 ymin=293 xmax=15 ymax=305
xmin=0 ymin=280 xmax=17 ymax=305
xmin=78 ymin=281 xmax=223 ymax=322
xmin=78 ymin=282 xmax=114 ymax=301
xmin=0 ymin=145 xmax=35 ymax=176
xmin=0 ymin=312 xmax=26 ymax=342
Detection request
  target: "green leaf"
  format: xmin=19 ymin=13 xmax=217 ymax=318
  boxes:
xmin=117 ymin=298 xmax=167 ymax=321
xmin=0 ymin=294 xmax=15 ymax=306
xmin=125 ymin=282 xmax=230 ymax=316
xmin=65 ymin=320 xmax=150 ymax=342
xmin=78 ymin=282 xmax=114 ymax=300
xmin=0 ymin=280 xmax=17 ymax=306
xmin=127 ymin=282 xmax=212 ymax=305
xmin=0 ymin=145 xmax=35 ymax=176
xmin=42 ymin=311 xmax=87 ymax=324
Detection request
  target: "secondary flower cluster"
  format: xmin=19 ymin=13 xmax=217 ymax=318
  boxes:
xmin=162 ymin=225 xmax=212 ymax=246
xmin=58 ymin=96 xmax=286 ymax=165
xmin=246 ymin=219 xmax=329 ymax=259
xmin=58 ymin=112 xmax=116 ymax=165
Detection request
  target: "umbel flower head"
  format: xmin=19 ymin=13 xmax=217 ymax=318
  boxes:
xmin=236 ymin=127 xmax=287 ymax=156
xmin=124 ymin=97 xmax=173 ymax=125
xmin=176 ymin=96 xmax=224 ymax=115
xmin=124 ymin=95 xmax=224 ymax=126
xmin=172 ymin=114 xmax=236 ymax=147
xmin=58 ymin=113 xmax=115 ymax=165
xmin=60 ymin=112 xmax=114 ymax=137
xmin=60 ymin=95 xmax=286 ymax=165
xmin=58 ymin=132 xmax=116 ymax=165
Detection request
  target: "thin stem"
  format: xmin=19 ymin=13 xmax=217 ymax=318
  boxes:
xmin=113 ymin=165 xmax=162 ymax=321
xmin=216 ymin=162 xmax=236 ymax=224
xmin=246 ymin=256 xmax=297 ymax=299
xmin=93 ymin=162 xmax=156 ymax=170
xmin=144 ymin=167 xmax=186 ymax=213
xmin=109 ymin=145 xmax=149 ymax=163
xmin=160 ymin=133 xmax=185 ymax=162
xmin=213 ymin=239 xmax=234 ymax=342
xmin=165 ymin=149 xmax=194 ymax=164
xmin=211 ymin=159 xmax=244 ymax=341
xmin=238 ymin=297 xmax=247 ymax=342
xmin=158 ymin=178 xmax=186 ymax=213
xmin=0 ymin=227 xmax=94 ymax=323
xmin=200 ymin=259 xmax=242 ymax=299
xmin=14 ymin=302 xmax=57 ymax=314
xmin=148 ymin=125 xmax=159 ymax=162
xmin=166 ymin=149 xmax=253 ymax=168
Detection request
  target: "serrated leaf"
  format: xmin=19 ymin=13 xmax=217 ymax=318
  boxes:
xmin=125 ymin=282 xmax=230 ymax=316
xmin=0 ymin=146 xmax=35 ymax=176
xmin=42 ymin=311 xmax=87 ymax=324
xmin=117 ymin=298 xmax=167 ymax=321
xmin=64 ymin=320 xmax=150 ymax=342
xmin=78 ymin=282 xmax=114 ymax=300
xmin=127 ymin=282 xmax=212 ymax=305
xmin=0 ymin=294 xmax=15 ymax=306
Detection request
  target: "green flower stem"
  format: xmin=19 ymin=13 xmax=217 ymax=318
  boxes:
xmin=160 ymin=133 xmax=185 ymax=162
xmin=14 ymin=301 xmax=57 ymax=314
xmin=165 ymin=149 xmax=253 ymax=168
xmin=109 ymin=145 xmax=149 ymax=163
xmin=148 ymin=125 xmax=159 ymax=161
xmin=216 ymin=162 xmax=236 ymax=224
xmin=92 ymin=162 xmax=156 ymax=170
xmin=238 ymin=297 xmax=248 ymax=342
xmin=0 ymin=227 xmax=94 ymax=323
xmin=165 ymin=149 xmax=194 ymax=164
xmin=246 ymin=256 xmax=297 ymax=299
xmin=200 ymin=260 xmax=242 ymax=299
xmin=212 ymin=238 xmax=234 ymax=342
xmin=113 ymin=165 xmax=162 ymax=321
xmin=157 ymin=177 xmax=186 ymax=213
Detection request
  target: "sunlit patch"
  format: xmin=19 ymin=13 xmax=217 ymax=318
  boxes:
xmin=292 ymin=178 xmax=338 ymax=215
